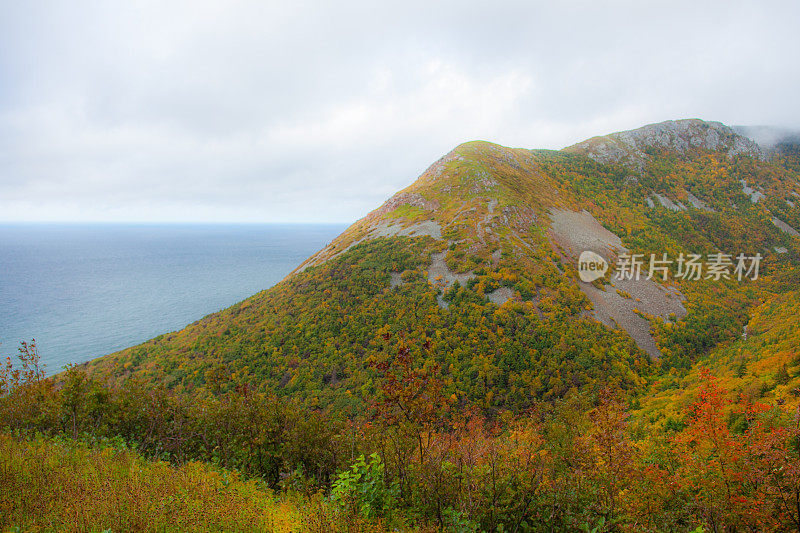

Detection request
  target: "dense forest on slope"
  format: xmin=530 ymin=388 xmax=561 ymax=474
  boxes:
xmin=87 ymin=236 xmax=650 ymax=414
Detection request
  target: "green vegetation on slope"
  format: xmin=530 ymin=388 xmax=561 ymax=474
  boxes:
xmin=639 ymin=289 xmax=800 ymax=425
xmin=88 ymin=235 xmax=651 ymax=413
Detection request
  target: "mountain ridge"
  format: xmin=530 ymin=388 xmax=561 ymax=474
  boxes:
xmin=300 ymin=119 xmax=783 ymax=274
xmin=565 ymin=118 xmax=764 ymax=171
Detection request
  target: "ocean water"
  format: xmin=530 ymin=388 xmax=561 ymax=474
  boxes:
xmin=0 ymin=223 xmax=345 ymax=374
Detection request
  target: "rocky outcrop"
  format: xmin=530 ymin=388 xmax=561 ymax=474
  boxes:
xmin=568 ymin=119 xmax=764 ymax=172
xmin=549 ymin=208 xmax=687 ymax=358
xmin=374 ymin=192 xmax=440 ymax=217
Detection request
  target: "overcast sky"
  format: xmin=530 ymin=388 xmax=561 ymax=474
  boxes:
xmin=1 ymin=0 xmax=798 ymax=223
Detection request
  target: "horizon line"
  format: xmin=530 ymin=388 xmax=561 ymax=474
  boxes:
xmin=0 ymin=220 xmax=354 ymax=226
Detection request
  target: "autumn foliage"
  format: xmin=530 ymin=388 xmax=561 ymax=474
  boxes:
xmin=1 ymin=327 xmax=799 ymax=532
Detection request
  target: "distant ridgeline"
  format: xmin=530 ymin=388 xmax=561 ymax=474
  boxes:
xmin=86 ymin=119 xmax=800 ymax=414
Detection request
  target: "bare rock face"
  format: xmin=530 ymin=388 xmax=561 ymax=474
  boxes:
xmin=427 ymin=252 xmax=475 ymax=309
xmin=772 ymin=217 xmax=800 ymax=238
xmin=549 ymin=209 xmax=625 ymax=259
xmin=374 ymin=192 xmax=440 ymax=217
xmin=568 ymin=119 xmax=764 ymax=171
xmin=549 ymin=208 xmax=687 ymax=358
xmin=728 ymin=134 xmax=765 ymax=158
xmin=487 ymin=287 xmax=514 ymax=306
xmin=652 ymin=193 xmax=686 ymax=211
xmin=686 ymin=192 xmax=713 ymax=212
xmin=739 ymin=180 xmax=766 ymax=203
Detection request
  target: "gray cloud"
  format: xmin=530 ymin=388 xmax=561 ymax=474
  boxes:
xmin=1 ymin=0 xmax=799 ymax=222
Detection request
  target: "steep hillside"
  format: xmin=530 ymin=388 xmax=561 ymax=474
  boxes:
xmin=637 ymin=288 xmax=800 ymax=425
xmin=86 ymin=119 xmax=800 ymax=411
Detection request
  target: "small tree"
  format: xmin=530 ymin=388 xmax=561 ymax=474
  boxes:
xmin=331 ymin=453 xmax=398 ymax=520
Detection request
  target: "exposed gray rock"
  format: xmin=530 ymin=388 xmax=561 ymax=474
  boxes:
xmin=499 ymin=205 xmax=537 ymax=232
xmin=476 ymin=197 xmax=498 ymax=242
xmin=549 ymin=209 xmax=625 ymax=258
xmin=687 ymin=192 xmax=713 ymax=211
xmin=491 ymin=248 xmax=502 ymax=267
xmin=728 ymin=135 xmax=763 ymax=158
xmin=368 ymin=219 xmax=443 ymax=240
xmin=741 ymin=180 xmax=765 ymax=203
xmin=772 ymin=217 xmax=800 ymax=238
xmin=569 ymin=119 xmax=764 ymax=172
xmin=487 ymin=287 xmax=514 ymax=306
xmin=581 ymin=278 xmax=686 ymax=359
xmin=427 ymin=251 xmax=475 ymax=309
xmin=467 ymin=169 xmax=499 ymax=194
xmin=653 ymin=193 xmax=685 ymax=211
xmin=549 ymin=208 xmax=687 ymax=358
xmin=375 ymin=192 xmax=440 ymax=217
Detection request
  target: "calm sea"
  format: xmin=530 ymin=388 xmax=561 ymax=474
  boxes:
xmin=0 ymin=223 xmax=345 ymax=374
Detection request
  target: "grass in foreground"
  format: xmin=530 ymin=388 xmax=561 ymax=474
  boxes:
xmin=0 ymin=433 xmax=393 ymax=533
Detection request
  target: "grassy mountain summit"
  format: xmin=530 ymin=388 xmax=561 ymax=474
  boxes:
xmin=86 ymin=119 xmax=800 ymax=412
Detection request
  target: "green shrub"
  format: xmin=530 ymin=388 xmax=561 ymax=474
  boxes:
xmin=331 ymin=453 xmax=398 ymax=520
